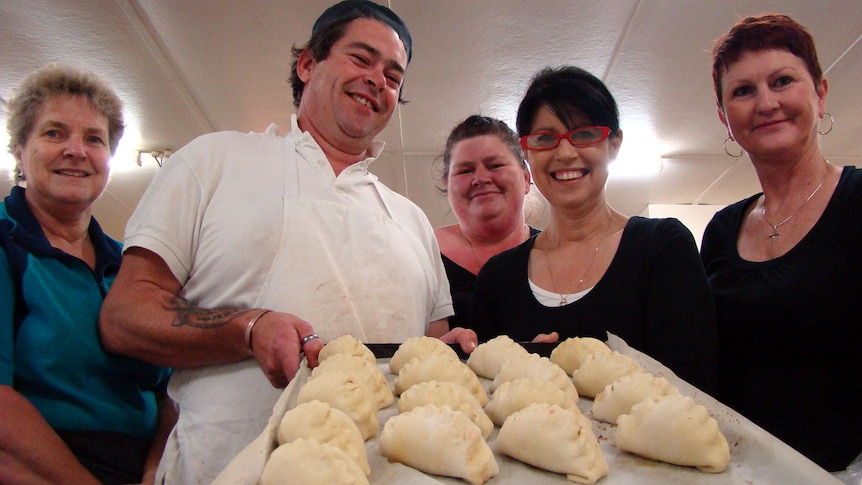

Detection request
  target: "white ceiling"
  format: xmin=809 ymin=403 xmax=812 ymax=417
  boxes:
xmin=2 ymin=0 xmax=861 ymax=240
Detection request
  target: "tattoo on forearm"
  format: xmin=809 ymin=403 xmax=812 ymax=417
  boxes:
xmin=163 ymin=296 xmax=252 ymax=329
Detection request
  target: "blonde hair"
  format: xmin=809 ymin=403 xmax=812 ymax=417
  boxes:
xmin=6 ymin=63 xmax=124 ymax=184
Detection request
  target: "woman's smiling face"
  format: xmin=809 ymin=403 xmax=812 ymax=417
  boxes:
xmin=446 ymin=134 xmax=530 ymax=226
xmin=14 ymin=94 xmax=112 ymax=211
xmin=718 ymin=48 xmax=827 ymax=161
xmin=525 ymin=106 xmax=621 ymax=212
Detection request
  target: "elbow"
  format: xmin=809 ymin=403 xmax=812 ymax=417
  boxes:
xmin=98 ymin=297 xmax=127 ymax=355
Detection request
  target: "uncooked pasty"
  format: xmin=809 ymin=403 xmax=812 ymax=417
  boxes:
xmin=389 ymin=336 xmax=459 ymax=374
xmin=276 ymin=400 xmax=370 ymax=476
xmin=296 ymin=369 xmax=378 ymax=440
xmin=616 ymin=395 xmax=730 ymax=473
xmin=591 ymin=372 xmax=680 ymax=424
xmin=489 ymin=353 xmax=577 ymax=402
xmin=497 ymin=402 xmax=609 ymax=484
xmin=484 ymin=377 xmax=585 ymax=427
xmin=312 ymin=353 xmax=394 ymax=409
xmin=394 ymin=354 xmax=487 ymax=406
xmin=379 ymin=404 xmax=499 ymax=485
xmin=319 ymin=335 xmax=376 ymax=365
xmin=571 ymin=351 xmax=643 ymax=398
xmin=550 ymin=336 xmax=611 ymax=375
xmin=260 ymin=438 xmax=369 ymax=485
xmin=398 ymin=380 xmax=493 ymax=439
xmin=466 ymin=335 xmax=528 ymax=379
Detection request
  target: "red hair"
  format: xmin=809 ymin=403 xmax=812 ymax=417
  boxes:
xmin=712 ymin=13 xmax=822 ymax=107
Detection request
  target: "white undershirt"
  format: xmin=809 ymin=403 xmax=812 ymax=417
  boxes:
xmin=529 ymin=278 xmax=593 ymax=307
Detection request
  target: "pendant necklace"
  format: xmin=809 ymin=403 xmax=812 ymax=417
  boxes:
xmin=761 ymin=162 xmax=829 ymax=247
xmin=544 ymin=218 xmax=615 ymax=306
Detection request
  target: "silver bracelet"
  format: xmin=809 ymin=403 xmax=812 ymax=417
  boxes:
xmin=244 ymin=309 xmax=272 ymax=352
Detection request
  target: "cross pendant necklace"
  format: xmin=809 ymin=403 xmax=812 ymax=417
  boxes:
xmin=767 ymin=227 xmax=780 ymax=246
xmin=761 ymin=162 xmax=829 ymax=247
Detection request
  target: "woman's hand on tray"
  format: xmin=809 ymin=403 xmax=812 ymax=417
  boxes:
xmin=531 ymin=331 xmax=559 ymax=344
xmin=437 ymin=326 xmax=479 ymax=355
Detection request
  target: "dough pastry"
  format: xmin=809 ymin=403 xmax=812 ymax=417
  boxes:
xmin=319 ymin=335 xmax=376 ymax=365
xmin=296 ymin=369 xmax=378 ymax=440
xmin=616 ymin=395 xmax=730 ymax=473
xmin=276 ymin=400 xmax=370 ymax=476
xmin=550 ymin=336 xmax=612 ymax=375
xmin=389 ymin=336 xmax=459 ymax=374
xmin=394 ymin=354 xmax=487 ymax=406
xmin=591 ymin=372 xmax=680 ymax=424
xmin=466 ymin=335 xmax=528 ymax=379
xmin=312 ymin=353 xmax=394 ymax=409
xmin=260 ymin=438 xmax=369 ymax=485
xmin=380 ymin=404 xmax=499 ymax=485
xmin=497 ymin=403 xmax=609 ymax=484
xmin=571 ymin=351 xmax=643 ymax=398
xmin=484 ymin=378 xmax=585 ymax=428
xmin=489 ymin=353 xmax=577 ymax=402
xmin=398 ymin=380 xmax=493 ymax=439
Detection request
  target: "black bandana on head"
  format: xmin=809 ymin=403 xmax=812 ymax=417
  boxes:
xmin=312 ymin=0 xmax=413 ymax=65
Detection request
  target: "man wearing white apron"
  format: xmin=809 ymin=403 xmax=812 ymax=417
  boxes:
xmin=99 ymin=1 xmax=477 ymax=483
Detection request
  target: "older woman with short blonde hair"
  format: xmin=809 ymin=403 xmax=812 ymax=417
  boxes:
xmin=1 ymin=63 xmax=173 ymax=485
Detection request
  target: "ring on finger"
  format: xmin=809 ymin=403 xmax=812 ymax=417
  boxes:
xmin=300 ymin=333 xmax=320 ymax=346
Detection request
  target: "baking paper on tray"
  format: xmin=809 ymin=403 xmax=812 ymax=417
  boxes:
xmin=214 ymin=333 xmax=840 ymax=484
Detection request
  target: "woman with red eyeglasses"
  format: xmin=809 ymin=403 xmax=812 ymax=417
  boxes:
xmin=470 ymin=66 xmax=718 ymax=393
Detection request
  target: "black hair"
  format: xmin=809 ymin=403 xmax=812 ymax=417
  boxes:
xmin=516 ymin=66 xmax=620 ymax=137
xmin=289 ymin=0 xmax=412 ymax=108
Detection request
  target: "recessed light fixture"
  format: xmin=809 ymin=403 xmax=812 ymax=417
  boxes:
xmin=609 ymin=123 xmax=664 ymax=178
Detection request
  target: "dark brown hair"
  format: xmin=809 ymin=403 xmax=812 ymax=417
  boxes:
xmin=438 ymin=115 xmax=525 ymax=189
xmin=289 ymin=0 xmax=411 ymax=109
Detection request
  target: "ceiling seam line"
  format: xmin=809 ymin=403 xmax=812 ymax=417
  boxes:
xmin=602 ymin=0 xmax=648 ymax=82
xmin=389 ymin=0 xmax=408 ymax=197
xmin=823 ymin=33 xmax=862 ymax=75
xmin=396 ymin=103 xmax=409 ymax=198
xmin=117 ymin=0 xmax=215 ymax=133
xmin=692 ymin=158 xmax=745 ymax=205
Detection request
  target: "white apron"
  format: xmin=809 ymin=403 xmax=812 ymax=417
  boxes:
xmin=158 ymin=133 xmax=436 ymax=484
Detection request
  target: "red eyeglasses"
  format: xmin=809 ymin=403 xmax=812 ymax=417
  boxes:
xmin=520 ymin=126 xmax=612 ymax=151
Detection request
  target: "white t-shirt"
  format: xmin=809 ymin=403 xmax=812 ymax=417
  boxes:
xmin=125 ymin=116 xmax=452 ymax=483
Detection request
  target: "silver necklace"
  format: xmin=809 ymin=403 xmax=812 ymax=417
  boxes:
xmin=761 ymin=163 xmax=829 ymax=247
xmin=543 ymin=219 xmax=615 ymax=306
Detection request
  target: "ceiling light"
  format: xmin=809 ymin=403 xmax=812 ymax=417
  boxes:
xmin=609 ymin=123 xmax=664 ymax=178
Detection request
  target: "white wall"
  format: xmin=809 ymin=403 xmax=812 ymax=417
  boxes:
xmin=642 ymin=204 xmax=726 ymax=249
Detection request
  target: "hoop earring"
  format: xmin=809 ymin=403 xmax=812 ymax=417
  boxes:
xmin=818 ymin=112 xmax=834 ymax=135
xmin=723 ymin=136 xmax=743 ymax=158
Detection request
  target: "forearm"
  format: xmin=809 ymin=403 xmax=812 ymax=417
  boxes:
xmin=0 ymin=386 xmax=99 ymax=485
xmin=102 ymin=290 xmax=256 ymax=367
xmin=99 ymin=248 xmax=256 ymax=367
xmin=425 ymin=319 xmax=449 ymax=338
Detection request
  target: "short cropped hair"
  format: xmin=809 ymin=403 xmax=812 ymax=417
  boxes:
xmin=711 ymin=13 xmax=822 ymax=108
xmin=289 ymin=0 xmax=412 ymax=109
xmin=6 ymin=63 xmax=124 ymax=184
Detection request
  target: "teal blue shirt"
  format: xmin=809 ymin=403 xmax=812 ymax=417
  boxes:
xmin=0 ymin=186 xmax=170 ymax=440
